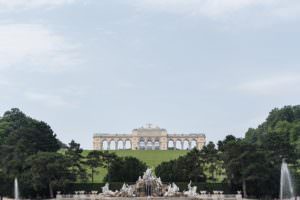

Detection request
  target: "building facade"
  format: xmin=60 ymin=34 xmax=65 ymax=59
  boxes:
xmin=93 ymin=124 xmax=206 ymax=150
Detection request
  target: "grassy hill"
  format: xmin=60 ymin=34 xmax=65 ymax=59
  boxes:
xmin=82 ymin=150 xmax=188 ymax=183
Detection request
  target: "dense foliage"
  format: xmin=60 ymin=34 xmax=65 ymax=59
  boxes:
xmin=155 ymin=148 xmax=206 ymax=182
xmin=105 ymin=156 xmax=147 ymax=182
xmin=218 ymin=106 xmax=300 ymax=198
xmin=0 ymin=109 xmax=77 ymax=198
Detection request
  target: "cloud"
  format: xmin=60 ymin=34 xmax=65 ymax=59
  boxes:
xmin=0 ymin=23 xmax=81 ymax=72
xmin=236 ymin=74 xmax=300 ymax=95
xmin=132 ymin=0 xmax=300 ymax=20
xmin=25 ymin=91 xmax=76 ymax=108
xmin=0 ymin=0 xmax=79 ymax=11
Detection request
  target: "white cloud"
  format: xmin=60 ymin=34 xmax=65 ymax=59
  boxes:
xmin=237 ymin=74 xmax=300 ymax=95
xmin=25 ymin=91 xmax=76 ymax=108
xmin=132 ymin=0 xmax=300 ymax=19
xmin=0 ymin=23 xmax=81 ymax=72
xmin=0 ymin=0 xmax=79 ymax=11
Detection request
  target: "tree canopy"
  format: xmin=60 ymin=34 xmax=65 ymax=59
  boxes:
xmin=105 ymin=156 xmax=147 ymax=182
xmin=155 ymin=148 xmax=206 ymax=182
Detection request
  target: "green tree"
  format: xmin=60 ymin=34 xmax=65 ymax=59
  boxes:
xmin=65 ymin=140 xmax=87 ymax=181
xmin=85 ymin=151 xmax=102 ymax=183
xmin=155 ymin=149 xmax=206 ymax=182
xmin=220 ymin=137 xmax=271 ymax=198
xmin=24 ymin=152 xmax=75 ymax=198
xmin=201 ymin=141 xmax=221 ymax=181
xmin=100 ymin=151 xmax=117 ymax=182
xmin=105 ymin=156 xmax=147 ymax=182
xmin=0 ymin=109 xmax=60 ymax=178
xmin=0 ymin=170 xmax=11 ymax=200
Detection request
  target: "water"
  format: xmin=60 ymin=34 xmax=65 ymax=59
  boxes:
xmin=280 ymin=160 xmax=295 ymax=200
xmin=14 ymin=177 xmax=19 ymax=200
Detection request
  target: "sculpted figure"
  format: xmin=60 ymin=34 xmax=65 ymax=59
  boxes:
xmin=101 ymin=183 xmax=117 ymax=197
xmin=184 ymin=181 xmax=198 ymax=197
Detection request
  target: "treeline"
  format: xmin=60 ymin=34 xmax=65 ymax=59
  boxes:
xmin=0 ymin=108 xmax=146 ymax=198
xmin=155 ymin=105 xmax=300 ymax=198
xmin=1 ymin=106 xmax=300 ymax=198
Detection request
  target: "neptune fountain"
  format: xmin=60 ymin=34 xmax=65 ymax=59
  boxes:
xmin=56 ymin=168 xmax=243 ymax=200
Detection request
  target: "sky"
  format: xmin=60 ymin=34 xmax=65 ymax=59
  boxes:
xmin=1 ymin=0 xmax=300 ymax=149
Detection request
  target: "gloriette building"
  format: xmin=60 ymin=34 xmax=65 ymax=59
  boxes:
xmin=93 ymin=124 xmax=206 ymax=150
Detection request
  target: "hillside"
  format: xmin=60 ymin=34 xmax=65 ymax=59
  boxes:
xmin=82 ymin=150 xmax=188 ymax=182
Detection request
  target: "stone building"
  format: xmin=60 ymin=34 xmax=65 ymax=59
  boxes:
xmin=93 ymin=124 xmax=206 ymax=150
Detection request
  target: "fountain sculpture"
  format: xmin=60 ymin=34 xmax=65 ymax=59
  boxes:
xmin=56 ymin=168 xmax=244 ymax=199
xmin=280 ymin=160 xmax=295 ymax=200
xmin=183 ymin=181 xmax=198 ymax=197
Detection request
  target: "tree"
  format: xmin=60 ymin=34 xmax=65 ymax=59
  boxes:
xmin=85 ymin=151 xmax=102 ymax=183
xmin=0 ymin=170 xmax=11 ymax=200
xmin=105 ymin=156 xmax=147 ymax=182
xmin=201 ymin=141 xmax=221 ymax=181
xmin=65 ymin=140 xmax=87 ymax=181
xmin=155 ymin=149 xmax=206 ymax=182
xmin=0 ymin=109 xmax=60 ymax=178
xmin=100 ymin=151 xmax=118 ymax=182
xmin=220 ymin=136 xmax=275 ymax=198
xmin=24 ymin=152 xmax=75 ymax=198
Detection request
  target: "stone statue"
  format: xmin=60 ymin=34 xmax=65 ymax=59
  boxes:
xmin=120 ymin=183 xmax=134 ymax=197
xmin=184 ymin=181 xmax=198 ymax=197
xmin=164 ymin=183 xmax=180 ymax=197
xmin=100 ymin=183 xmax=117 ymax=197
xmin=143 ymin=168 xmax=153 ymax=179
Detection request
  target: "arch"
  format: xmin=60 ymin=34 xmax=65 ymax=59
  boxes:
xmin=102 ymin=140 xmax=108 ymax=150
xmin=154 ymin=140 xmax=160 ymax=150
xmin=183 ymin=140 xmax=189 ymax=150
xmin=190 ymin=140 xmax=197 ymax=149
xmin=117 ymin=140 xmax=124 ymax=150
xmin=168 ymin=140 xmax=174 ymax=149
xmin=175 ymin=140 xmax=182 ymax=150
xmin=139 ymin=138 xmax=145 ymax=150
xmin=125 ymin=140 xmax=131 ymax=149
xmin=110 ymin=140 xmax=116 ymax=150
xmin=146 ymin=141 xmax=153 ymax=150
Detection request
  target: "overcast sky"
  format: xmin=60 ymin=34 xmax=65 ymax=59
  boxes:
xmin=1 ymin=0 xmax=300 ymax=149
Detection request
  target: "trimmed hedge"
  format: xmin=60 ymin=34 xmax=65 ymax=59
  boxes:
xmin=60 ymin=182 xmax=234 ymax=194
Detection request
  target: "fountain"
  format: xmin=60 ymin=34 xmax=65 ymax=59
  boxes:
xmin=14 ymin=177 xmax=19 ymax=200
xmin=280 ymin=160 xmax=295 ymax=200
xmin=55 ymin=168 xmax=242 ymax=200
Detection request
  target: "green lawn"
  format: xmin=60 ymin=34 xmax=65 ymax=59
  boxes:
xmin=82 ymin=150 xmax=188 ymax=183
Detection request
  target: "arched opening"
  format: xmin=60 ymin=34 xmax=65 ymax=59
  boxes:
xmin=102 ymin=140 xmax=108 ymax=150
xmin=183 ymin=140 xmax=189 ymax=150
xmin=110 ymin=140 xmax=116 ymax=150
xmin=117 ymin=140 xmax=124 ymax=150
xmin=168 ymin=140 xmax=174 ymax=150
xmin=146 ymin=141 xmax=153 ymax=150
xmin=139 ymin=138 xmax=145 ymax=150
xmin=175 ymin=140 xmax=182 ymax=150
xmin=190 ymin=140 xmax=197 ymax=149
xmin=154 ymin=140 xmax=160 ymax=150
xmin=125 ymin=140 xmax=131 ymax=149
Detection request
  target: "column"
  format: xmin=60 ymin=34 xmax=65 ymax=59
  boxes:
xmin=99 ymin=139 xmax=102 ymax=150
xmin=107 ymin=141 xmax=110 ymax=150
xmin=181 ymin=140 xmax=184 ymax=150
